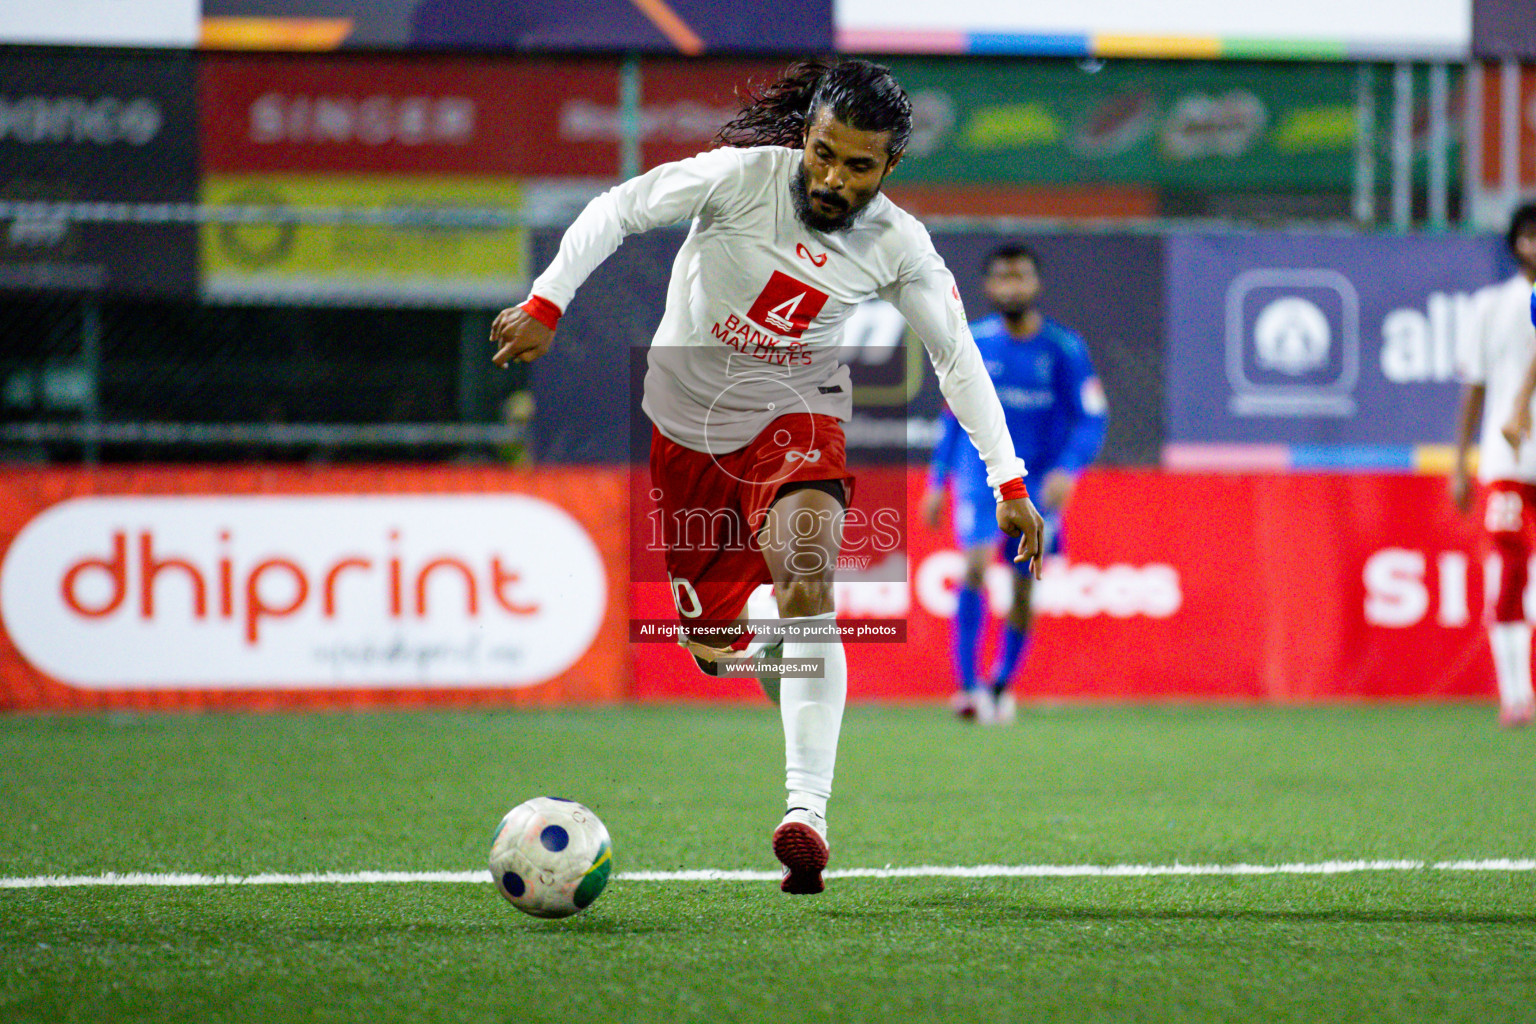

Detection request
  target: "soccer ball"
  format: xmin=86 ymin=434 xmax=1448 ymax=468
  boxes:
xmin=489 ymin=797 xmax=613 ymax=919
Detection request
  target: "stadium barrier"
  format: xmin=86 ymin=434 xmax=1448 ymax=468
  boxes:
xmin=0 ymin=465 xmax=1498 ymax=710
xmin=0 ymin=465 xmax=628 ymax=710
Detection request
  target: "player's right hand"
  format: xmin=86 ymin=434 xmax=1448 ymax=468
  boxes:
xmin=491 ymin=306 xmax=555 ymax=367
xmin=1502 ymin=406 xmax=1532 ymax=451
xmin=997 ymin=496 xmax=1045 ymax=580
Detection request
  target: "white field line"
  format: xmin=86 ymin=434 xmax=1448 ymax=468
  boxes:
xmin=3 ymin=859 xmax=1536 ymax=889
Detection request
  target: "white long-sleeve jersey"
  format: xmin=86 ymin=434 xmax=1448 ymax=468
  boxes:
xmin=528 ymin=144 xmax=1028 ymax=494
xmin=1459 ymin=273 xmax=1536 ymax=483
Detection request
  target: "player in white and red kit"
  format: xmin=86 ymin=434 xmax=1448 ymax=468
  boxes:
xmin=1452 ymin=202 xmax=1536 ymax=727
xmin=489 ymin=60 xmax=1043 ymax=893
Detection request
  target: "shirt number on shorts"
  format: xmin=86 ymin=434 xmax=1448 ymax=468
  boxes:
xmin=669 ymin=575 xmax=703 ymax=618
xmin=1487 ymin=490 xmax=1524 ymax=533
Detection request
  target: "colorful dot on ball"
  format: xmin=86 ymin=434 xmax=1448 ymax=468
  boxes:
xmin=540 ymin=825 xmax=569 ymax=852
xmin=501 ymin=872 xmax=525 ymax=897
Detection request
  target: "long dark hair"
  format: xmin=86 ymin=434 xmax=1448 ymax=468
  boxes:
xmin=714 ymin=58 xmax=912 ymax=157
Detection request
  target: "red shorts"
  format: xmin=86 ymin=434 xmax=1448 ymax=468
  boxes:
xmin=649 ymin=413 xmax=854 ymax=630
xmin=1485 ymin=480 xmax=1536 ymax=623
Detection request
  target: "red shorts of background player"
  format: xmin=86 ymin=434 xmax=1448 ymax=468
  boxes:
xmin=649 ymin=412 xmax=855 ymax=634
xmin=1485 ymin=480 xmax=1536 ymax=623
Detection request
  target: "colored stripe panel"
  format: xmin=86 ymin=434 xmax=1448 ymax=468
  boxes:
xmin=200 ymin=18 xmax=352 ymax=50
xmin=835 ymin=29 xmax=968 ymax=53
xmin=1219 ymin=37 xmax=1349 ymax=60
xmin=1412 ymin=445 xmax=1460 ymax=475
xmin=966 ymin=32 xmax=1090 ymax=56
xmin=1092 ymin=34 xmax=1221 ymax=59
xmin=1290 ymin=445 xmax=1417 ymax=470
xmin=1161 ymin=444 xmax=1292 ymax=472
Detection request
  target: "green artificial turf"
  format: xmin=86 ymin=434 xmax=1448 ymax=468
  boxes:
xmin=1 ymin=704 xmax=1533 ymax=1023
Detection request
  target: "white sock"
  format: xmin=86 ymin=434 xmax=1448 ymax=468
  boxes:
xmin=1489 ymin=622 xmax=1534 ymax=709
xmin=779 ymin=611 xmax=847 ymax=819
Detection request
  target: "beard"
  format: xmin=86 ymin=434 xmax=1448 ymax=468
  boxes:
xmin=993 ymin=298 xmax=1033 ymax=319
xmin=790 ymin=162 xmax=868 ymax=233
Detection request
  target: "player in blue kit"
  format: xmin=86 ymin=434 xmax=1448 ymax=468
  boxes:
xmin=922 ymin=243 xmax=1108 ymax=724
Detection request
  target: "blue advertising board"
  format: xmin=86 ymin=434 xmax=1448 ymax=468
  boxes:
xmin=1166 ymin=233 xmax=1505 ymax=469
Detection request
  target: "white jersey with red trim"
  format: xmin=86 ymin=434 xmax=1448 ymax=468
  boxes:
xmin=1460 ymin=273 xmax=1536 ymax=483
xmin=527 ymin=145 xmax=1027 ymax=493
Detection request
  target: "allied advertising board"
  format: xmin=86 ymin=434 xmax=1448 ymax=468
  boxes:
xmin=1165 ymin=233 xmax=1504 ymax=463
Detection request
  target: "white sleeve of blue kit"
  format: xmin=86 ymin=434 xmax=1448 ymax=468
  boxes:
xmin=527 ymin=148 xmax=748 ymax=312
xmin=883 ymin=245 xmax=1027 ymax=497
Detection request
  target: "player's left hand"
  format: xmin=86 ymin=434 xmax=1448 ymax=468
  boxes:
xmin=490 ymin=306 xmax=554 ymax=367
xmin=997 ymin=496 xmax=1045 ymax=580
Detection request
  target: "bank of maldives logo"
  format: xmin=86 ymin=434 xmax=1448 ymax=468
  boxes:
xmin=1224 ymin=268 xmax=1359 ymax=417
xmin=747 ymin=271 xmax=830 ymax=339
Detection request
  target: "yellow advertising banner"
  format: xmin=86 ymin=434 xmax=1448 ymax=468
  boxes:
xmin=199 ymin=174 xmax=526 ymax=305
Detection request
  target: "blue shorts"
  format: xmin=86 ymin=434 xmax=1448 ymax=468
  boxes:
xmin=952 ymin=486 xmax=1063 ymax=569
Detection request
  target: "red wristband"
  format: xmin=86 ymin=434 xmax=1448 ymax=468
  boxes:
xmin=519 ymin=295 xmax=562 ymax=331
xmin=999 ymin=477 xmax=1028 ymax=501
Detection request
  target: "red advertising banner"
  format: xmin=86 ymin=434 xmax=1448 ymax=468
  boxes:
xmin=200 ymin=54 xmax=622 ymax=177
xmin=636 ymin=58 xmax=785 ymax=168
xmin=0 ymin=466 xmax=629 ymax=711
xmin=200 ymin=54 xmax=794 ymax=179
xmin=0 ymin=466 xmax=1503 ymax=710
xmin=632 ymin=469 xmax=1498 ymax=704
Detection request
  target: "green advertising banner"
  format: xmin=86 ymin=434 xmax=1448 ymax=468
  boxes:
xmin=885 ymin=59 xmax=1458 ymax=191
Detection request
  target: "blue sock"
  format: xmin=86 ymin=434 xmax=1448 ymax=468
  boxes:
xmin=953 ymin=586 xmax=983 ymax=692
xmin=990 ymin=624 xmax=1029 ymax=694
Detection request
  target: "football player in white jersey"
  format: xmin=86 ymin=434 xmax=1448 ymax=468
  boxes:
xmin=490 ymin=59 xmax=1043 ymax=892
xmin=1452 ymin=202 xmax=1536 ymax=727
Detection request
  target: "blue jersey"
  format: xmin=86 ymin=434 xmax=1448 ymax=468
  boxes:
xmin=927 ymin=314 xmax=1108 ymax=504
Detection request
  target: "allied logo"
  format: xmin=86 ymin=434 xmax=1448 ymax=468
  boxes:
xmin=1224 ymin=268 xmax=1359 ymax=418
xmin=746 ymin=270 xmax=830 ymax=339
xmin=1252 ymin=296 xmax=1330 ymax=375
xmin=795 ymin=243 xmax=828 ymax=267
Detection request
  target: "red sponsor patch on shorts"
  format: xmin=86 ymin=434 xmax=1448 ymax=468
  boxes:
xmin=745 ymin=271 xmax=830 ymax=339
